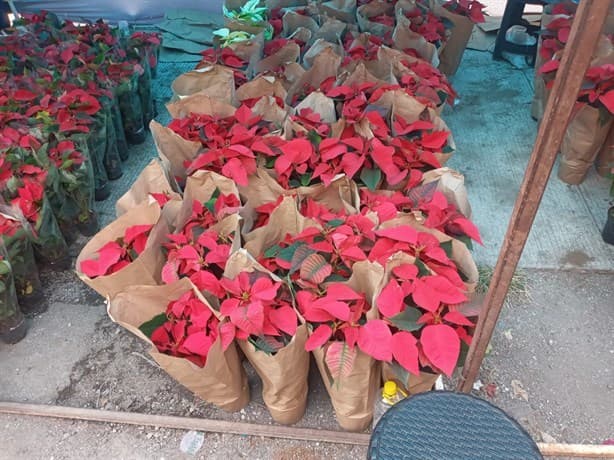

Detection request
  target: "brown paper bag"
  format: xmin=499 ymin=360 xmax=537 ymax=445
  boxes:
xmin=318 ymin=0 xmax=357 ymax=24
xmin=223 ymin=249 xmax=310 ymax=425
xmin=338 ymin=61 xmax=392 ymax=89
xmin=255 ymin=42 xmax=301 ymax=74
xmin=226 ymin=33 xmax=265 ymax=77
xmin=421 ymin=167 xmax=472 ymax=219
xmin=108 ymin=279 xmax=250 ymax=412
xmin=76 ymin=202 xmax=168 ymax=298
xmin=235 ymin=75 xmax=288 ymax=104
xmin=282 ymin=10 xmax=319 ymax=36
xmin=251 ymin=95 xmax=292 ymax=126
xmin=437 ymin=9 xmax=474 ymax=76
xmin=382 ymin=363 xmax=439 ymax=395
xmin=294 ymin=91 xmax=337 ymax=123
xmin=311 ymin=260 xmax=385 ymax=432
xmin=303 ymin=39 xmax=344 ymax=69
xmin=595 ymin=123 xmax=614 ymax=177
xmin=166 ymin=93 xmax=237 ymax=120
xmin=393 ymin=13 xmax=439 ymax=67
xmin=170 ymin=65 xmax=236 ymax=102
xmin=312 ymin=17 xmax=347 ymax=44
xmin=287 ymin=48 xmax=342 ymax=104
xmin=243 ymin=196 xmax=318 ymax=257
xmin=356 ymin=2 xmax=395 ymax=37
xmin=559 ymin=105 xmax=613 ymax=185
xmin=116 ymin=159 xmax=182 ymax=217
xmin=175 ymin=170 xmax=241 ymax=231
xmin=150 ymin=121 xmax=201 ymax=185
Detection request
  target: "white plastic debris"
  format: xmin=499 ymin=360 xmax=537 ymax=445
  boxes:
xmin=180 ymin=431 xmax=205 ymax=455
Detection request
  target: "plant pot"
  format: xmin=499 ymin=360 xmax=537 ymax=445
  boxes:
xmin=18 ymin=289 xmax=48 ymax=317
xmin=58 ymin=220 xmax=79 ymax=245
xmin=126 ymin=127 xmax=147 ymax=145
xmin=106 ymin=165 xmax=124 ymax=181
xmin=602 ymin=206 xmax=614 ymax=245
xmin=0 ymin=309 xmax=28 ymax=344
xmin=77 ymin=211 xmax=100 ymax=237
xmin=95 ymin=183 xmax=111 ymax=202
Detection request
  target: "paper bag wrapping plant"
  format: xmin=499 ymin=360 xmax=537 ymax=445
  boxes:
xmin=219 ymin=249 xmax=310 ymax=425
xmin=108 ymin=279 xmax=249 ymax=412
xmin=437 ymin=0 xmax=486 ymax=76
xmin=76 ymin=202 xmax=168 ymax=298
xmin=116 ymin=159 xmax=182 ymax=218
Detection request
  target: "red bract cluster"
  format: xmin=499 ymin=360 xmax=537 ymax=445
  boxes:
xmin=148 ymin=291 xmax=228 ymax=367
xmin=405 ymin=4 xmax=448 ymax=45
xmin=376 ymin=262 xmax=473 ymax=376
xmin=359 ymin=188 xmax=482 ymax=244
xmin=170 ymin=106 xmax=274 ymax=186
xmin=161 ymin=191 xmax=240 ymax=291
xmin=218 ymin=272 xmax=298 ymax=350
xmin=80 ymin=224 xmax=153 ymax=278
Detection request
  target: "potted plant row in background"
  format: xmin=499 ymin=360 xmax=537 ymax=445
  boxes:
xmin=0 ymin=11 xmax=160 ymax=343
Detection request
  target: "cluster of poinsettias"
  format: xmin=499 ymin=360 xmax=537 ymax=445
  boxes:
xmin=141 ymin=0 xmax=484 ymax=379
xmin=537 ymin=4 xmax=614 ymax=114
xmin=169 ymin=101 xmax=451 ymax=192
xmin=254 ymin=196 xmax=478 ymax=377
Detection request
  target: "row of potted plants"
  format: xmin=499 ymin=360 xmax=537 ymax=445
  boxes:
xmin=77 ymin=0 xmax=484 ymax=431
xmin=532 ymin=1 xmax=614 ymax=186
xmin=0 ymin=12 xmax=160 ymax=342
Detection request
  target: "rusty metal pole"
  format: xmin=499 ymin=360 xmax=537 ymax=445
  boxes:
xmin=458 ymin=0 xmax=611 ymax=393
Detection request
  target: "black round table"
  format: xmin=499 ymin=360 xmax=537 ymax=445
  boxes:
xmin=369 ymin=391 xmax=543 ymax=460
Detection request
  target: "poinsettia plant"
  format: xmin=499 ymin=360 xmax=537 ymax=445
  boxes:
xmin=216 ymin=271 xmax=299 ymax=354
xmin=79 ymin=224 xmax=153 ymax=278
xmin=375 ymin=261 xmax=473 ymax=377
xmin=161 ymin=189 xmax=240 ymax=291
xmin=359 ymin=186 xmax=482 ymax=247
xmin=140 ymin=290 xmax=231 ymax=367
xmin=405 ymin=2 xmax=450 ymax=46
xmin=442 ymin=0 xmax=486 ymax=24
xmin=169 ymin=105 xmax=276 ymax=186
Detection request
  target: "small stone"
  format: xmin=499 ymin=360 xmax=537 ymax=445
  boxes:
xmin=541 ymin=432 xmax=557 ymax=443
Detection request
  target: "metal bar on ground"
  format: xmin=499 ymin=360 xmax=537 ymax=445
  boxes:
xmin=2 ymin=402 xmax=614 ymax=458
xmin=457 ymin=0 xmax=611 ymax=393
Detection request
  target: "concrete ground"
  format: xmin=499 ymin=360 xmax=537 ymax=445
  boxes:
xmin=2 ymin=8 xmax=614 ymax=459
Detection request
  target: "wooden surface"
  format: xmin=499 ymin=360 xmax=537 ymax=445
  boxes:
xmin=458 ymin=0 xmax=611 ymax=393
xmin=2 ymin=401 xmax=614 ymax=457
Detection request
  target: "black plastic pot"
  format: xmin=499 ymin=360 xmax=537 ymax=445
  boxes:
xmin=76 ymin=211 xmax=100 ymax=237
xmin=602 ymin=206 xmax=614 ymax=245
xmin=126 ymin=126 xmax=147 ymax=145
xmin=19 ymin=289 xmax=48 ymax=317
xmin=0 ymin=310 xmax=28 ymax=344
xmin=95 ymin=183 xmax=111 ymax=202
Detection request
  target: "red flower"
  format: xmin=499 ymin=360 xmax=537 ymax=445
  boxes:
xmin=80 ymin=224 xmax=153 ymax=278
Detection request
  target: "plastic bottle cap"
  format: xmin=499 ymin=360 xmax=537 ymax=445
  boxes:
xmin=383 ymin=380 xmax=398 ymax=398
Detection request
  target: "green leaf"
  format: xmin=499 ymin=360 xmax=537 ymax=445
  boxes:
xmin=360 ymin=167 xmax=382 ymax=191
xmin=415 ymin=259 xmax=430 ymax=277
xmin=277 ymin=242 xmax=302 ymax=263
xmin=456 ymin=235 xmax=474 ymax=251
xmin=249 ymin=335 xmax=284 ymax=355
xmin=307 ymin=130 xmax=322 ymax=146
xmin=139 ymin=313 xmax=168 ymax=338
xmin=390 ymin=307 xmax=423 ymax=332
xmin=300 ymin=173 xmax=312 ymax=186
xmin=0 ymin=261 xmax=11 ymax=276
xmin=326 ymin=219 xmax=344 ymax=228
xmin=264 ymin=244 xmax=282 ymax=259
xmin=440 ymin=240 xmax=453 ymax=259
xmin=456 ymin=340 xmax=470 ymax=368
xmin=204 ymin=189 xmax=221 ymax=213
